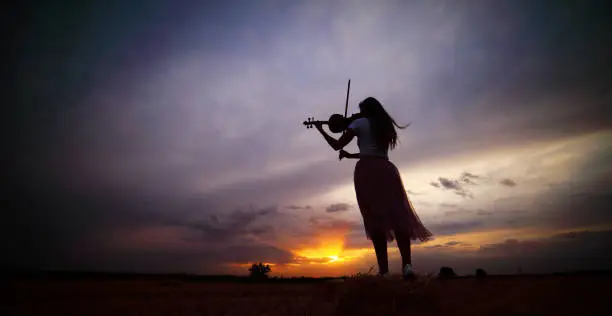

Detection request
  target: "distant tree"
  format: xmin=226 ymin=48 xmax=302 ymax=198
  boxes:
xmin=438 ymin=266 xmax=457 ymax=279
xmin=476 ymin=268 xmax=488 ymax=278
xmin=248 ymin=262 xmax=271 ymax=279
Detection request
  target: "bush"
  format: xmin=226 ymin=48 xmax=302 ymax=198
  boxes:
xmin=248 ymin=262 xmax=271 ymax=279
xmin=476 ymin=268 xmax=488 ymax=278
xmin=438 ymin=266 xmax=457 ymax=279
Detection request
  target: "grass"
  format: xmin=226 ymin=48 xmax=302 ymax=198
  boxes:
xmin=3 ymin=269 xmax=611 ymax=315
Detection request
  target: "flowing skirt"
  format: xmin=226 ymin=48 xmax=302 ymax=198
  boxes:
xmin=354 ymin=156 xmax=433 ymax=243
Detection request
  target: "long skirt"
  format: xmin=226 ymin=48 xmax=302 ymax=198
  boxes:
xmin=354 ymin=156 xmax=433 ymax=243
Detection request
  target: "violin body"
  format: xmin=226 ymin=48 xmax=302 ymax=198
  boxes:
xmin=303 ymin=112 xmax=364 ymax=134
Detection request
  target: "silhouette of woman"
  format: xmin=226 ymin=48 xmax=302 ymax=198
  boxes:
xmin=312 ymin=97 xmax=433 ymax=279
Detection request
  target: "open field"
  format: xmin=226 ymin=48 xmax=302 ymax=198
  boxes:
xmin=3 ymin=272 xmax=611 ymax=315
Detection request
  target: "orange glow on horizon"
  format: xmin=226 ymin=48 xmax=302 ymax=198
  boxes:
xmin=226 ymin=236 xmax=374 ymax=277
xmin=229 ymin=262 xmax=278 ymax=268
xmin=413 ymin=223 xmax=612 ymax=254
xmin=292 ymin=237 xmax=372 ymax=265
xmin=224 ymin=224 xmax=612 ymax=277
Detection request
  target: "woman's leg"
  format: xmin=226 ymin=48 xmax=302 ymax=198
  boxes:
xmin=395 ymin=230 xmax=412 ymax=269
xmin=371 ymin=232 xmax=389 ymax=275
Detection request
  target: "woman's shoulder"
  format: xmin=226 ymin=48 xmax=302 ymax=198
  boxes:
xmin=350 ymin=117 xmax=369 ymax=126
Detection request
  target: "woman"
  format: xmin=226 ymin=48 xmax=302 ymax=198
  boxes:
xmin=313 ymin=97 xmax=433 ymax=279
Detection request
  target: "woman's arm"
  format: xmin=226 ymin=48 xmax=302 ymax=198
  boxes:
xmin=339 ymin=150 xmax=359 ymax=160
xmin=315 ymin=124 xmax=355 ymax=151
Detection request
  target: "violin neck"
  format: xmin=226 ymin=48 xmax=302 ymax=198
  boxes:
xmin=302 ymin=118 xmax=329 ymax=129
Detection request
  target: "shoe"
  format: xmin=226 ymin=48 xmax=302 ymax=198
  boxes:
xmin=403 ymin=264 xmax=416 ymax=281
xmin=378 ymin=272 xmax=392 ymax=279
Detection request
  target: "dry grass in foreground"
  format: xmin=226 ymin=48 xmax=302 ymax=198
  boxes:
xmin=3 ymin=272 xmax=611 ymax=315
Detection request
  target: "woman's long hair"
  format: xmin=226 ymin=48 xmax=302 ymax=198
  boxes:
xmin=359 ymin=97 xmax=410 ymax=151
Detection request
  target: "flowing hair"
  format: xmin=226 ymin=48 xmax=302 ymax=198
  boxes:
xmin=359 ymin=97 xmax=410 ymax=152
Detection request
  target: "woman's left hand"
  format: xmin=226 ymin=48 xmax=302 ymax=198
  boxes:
xmin=338 ymin=149 xmax=348 ymax=160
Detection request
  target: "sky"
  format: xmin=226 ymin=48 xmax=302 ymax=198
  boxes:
xmin=5 ymin=0 xmax=612 ymax=277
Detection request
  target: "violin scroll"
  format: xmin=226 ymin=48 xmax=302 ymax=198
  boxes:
xmin=302 ymin=117 xmax=324 ymax=129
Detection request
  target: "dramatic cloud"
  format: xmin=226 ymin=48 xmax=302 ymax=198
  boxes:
xmin=424 ymin=240 xmax=470 ymax=249
xmin=428 ymin=221 xmax=484 ymax=236
xmin=479 ymin=239 xmax=542 ymax=256
xmin=326 ymin=203 xmax=351 ymax=213
xmin=439 ymin=177 xmax=464 ymax=190
xmin=171 ymin=206 xmax=279 ymax=243
xmin=478 ymin=230 xmax=612 ymax=263
xmin=439 ymin=203 xmax=457 ymax=208
xmin=476 ymin=210 xmax=494 ymax=216
xmin=460 ymin=172 xmax=480 ymax=185
xmin=445 ymin=241 xmax=463 ymax=246
xmin=307 ymin=216 xmax=361 ymax=233
xmin=431 ymin=173 xmax=480 ymax=199
xmin=444 ymin=209 xmax=472 ymax=217
xmin=285 ymin=205 xmax=313 ymax=210
xmin=500 ymin=178 xmax=517 ymax=187
xmin=409 ymin=229 xmax=612 ymax=275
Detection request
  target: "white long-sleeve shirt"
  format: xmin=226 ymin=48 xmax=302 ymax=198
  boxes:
xmin=347 ymin=117 xmax=388 ymax=158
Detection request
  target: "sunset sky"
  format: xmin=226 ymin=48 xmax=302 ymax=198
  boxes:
xmin=6 ymin=0 xmax=612 ymax=277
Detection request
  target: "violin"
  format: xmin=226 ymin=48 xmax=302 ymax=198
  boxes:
xmin=303 ymin=79 xmax=359 ymax=134
xmin=302 ymin=112 xmax=365 ymax=134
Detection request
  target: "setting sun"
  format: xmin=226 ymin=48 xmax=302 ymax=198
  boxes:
xmin=294 ymin=239 xmax=346 ymax=264
xmin=292 ymin=242 xmax=371 ymax=268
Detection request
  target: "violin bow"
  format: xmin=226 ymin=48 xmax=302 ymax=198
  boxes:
xmin=339 ymin=79 xmax=351 ymax=161
xmin=344 ymin=79 xmax=351 ymax=128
